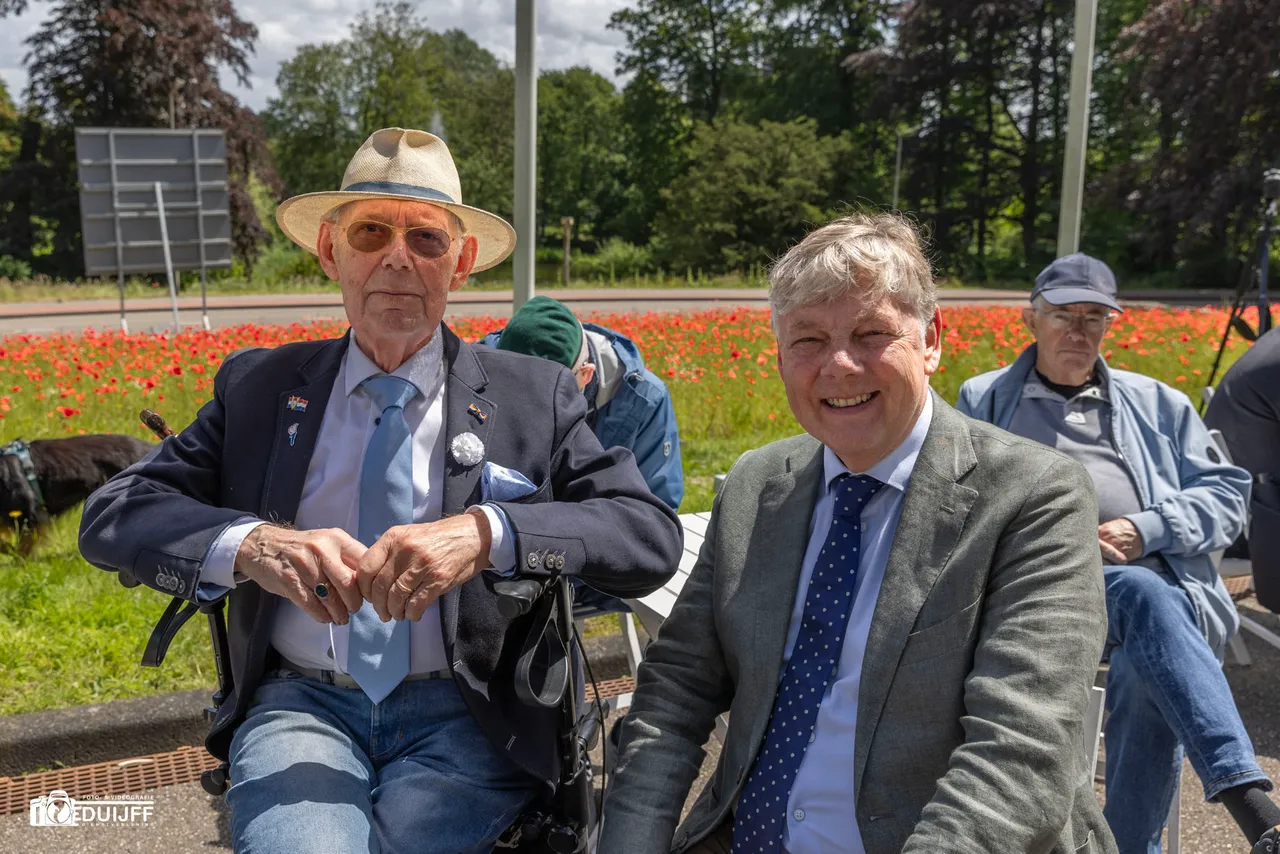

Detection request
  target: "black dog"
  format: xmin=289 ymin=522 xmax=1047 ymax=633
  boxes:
xmin=1 ymin=433 xmax=153 ymax=553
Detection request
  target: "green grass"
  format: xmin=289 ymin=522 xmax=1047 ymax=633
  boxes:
xmin=0 ymin=511 xmax=217 ymax=714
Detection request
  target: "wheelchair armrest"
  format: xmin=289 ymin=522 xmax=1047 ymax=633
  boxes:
xmin=494 ymin=578 xmax=550 ymax=619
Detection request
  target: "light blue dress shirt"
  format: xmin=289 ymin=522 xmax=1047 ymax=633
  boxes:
xmin=198 ymin=332 xmax=517 ymax=673
xmin=781 ymin=394 xmax=933 ymax=854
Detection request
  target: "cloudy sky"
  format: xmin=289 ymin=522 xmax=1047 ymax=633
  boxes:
xmin=0 ymin=0 xmax=633 ymax=110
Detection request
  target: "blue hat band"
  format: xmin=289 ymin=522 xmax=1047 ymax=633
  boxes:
xmin=340 ymin=181 xmax=456 ymax=204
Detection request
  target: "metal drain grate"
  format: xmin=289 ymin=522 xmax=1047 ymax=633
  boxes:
xmin=0 ymin=745 xmax=220 ymax=816
xmin=1224 ymin=574 xmax=1254 ymax=600
xmin=586 ymin=676 xmax=634 ymax=703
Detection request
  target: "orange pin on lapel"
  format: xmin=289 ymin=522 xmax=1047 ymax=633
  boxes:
xmin=467 ymin=403 xmax=488 ymax=423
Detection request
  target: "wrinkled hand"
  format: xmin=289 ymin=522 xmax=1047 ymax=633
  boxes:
xmin=358 ymin=509 xmax=493 ymax=622
xmin=1098 ymin=518 xmax=1144 ymax=564
xmin=234 ymin=525 xmax=366 ymax=624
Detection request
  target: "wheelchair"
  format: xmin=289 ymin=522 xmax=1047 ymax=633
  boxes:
xmin=128 ymin=411 xmax=604 ymax=853
xmin=129 ymin=568 xmax=603 ymax=853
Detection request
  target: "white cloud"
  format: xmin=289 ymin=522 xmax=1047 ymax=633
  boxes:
xmin=0 ymin=0 xmax=632 ymax=111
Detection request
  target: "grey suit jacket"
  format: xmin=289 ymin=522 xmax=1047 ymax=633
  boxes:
xmin=600 ymin=393 xmax=1116 ymax=854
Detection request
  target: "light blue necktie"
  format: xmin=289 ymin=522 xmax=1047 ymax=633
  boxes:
xmin=732 ymin=474 xmax=885 ymax=853
xmin=348 ymin=374 xmax=418 ymax=704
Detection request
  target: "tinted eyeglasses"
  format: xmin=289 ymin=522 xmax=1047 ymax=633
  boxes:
xmin=344 ymin=220 xmax=453 ymax=260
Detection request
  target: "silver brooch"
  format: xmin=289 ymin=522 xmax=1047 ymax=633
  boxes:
xmin=449 ymin=432 xmax=485 ymax=467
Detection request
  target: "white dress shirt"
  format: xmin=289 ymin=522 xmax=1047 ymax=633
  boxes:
xmin=199 ymin=332 xmax=515 ymax=674
xmin=781 ymin=394 xmax=933 ymax=854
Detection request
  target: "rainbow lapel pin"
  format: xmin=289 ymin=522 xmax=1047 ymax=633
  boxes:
xmin=286 ymin=395 xmax=308 ymax=412
xmin=467 ymin=403 xmax=489 ymax=423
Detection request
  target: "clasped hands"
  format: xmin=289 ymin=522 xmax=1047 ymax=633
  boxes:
xmin=233 ymin=509 xmax=493 ymax=625
xmin=1098 ymin=517 xmax=1143 ymax=564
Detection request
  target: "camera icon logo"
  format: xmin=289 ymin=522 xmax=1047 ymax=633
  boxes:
xmin=29 ymin=790 xmax=78 ymax=826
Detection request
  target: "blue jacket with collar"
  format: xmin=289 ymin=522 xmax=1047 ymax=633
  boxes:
xmin=480 ymin=323 xmax=683 ymax=511
xmin=957 ymin=344 xmax=1251 ymax=655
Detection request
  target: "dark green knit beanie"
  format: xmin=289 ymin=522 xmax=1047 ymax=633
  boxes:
xmin=495 ymin=296 xmax=585 ymax=368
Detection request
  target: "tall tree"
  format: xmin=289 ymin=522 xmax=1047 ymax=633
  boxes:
xmin=11 ymin=0 xmax=277 ymax=276
xmin=611 ymin=70 xmax=694 ymax=245
xmin=0 ymin=80 xmax=19 ymax=170
xmin=849 ymin=0 xmax=1072 ymax=275
xmin=609 ymin=0 xmax=757 ymax=123
xmin=653 ymin=118 xmax=849 ymax=273
xmin=1107 ymin=0 xmax=1280 ymax=280
xmin=537 ymin=68 xmax=626 ymax=243
xmin=265 ymin=8 xmax=516 ymax=220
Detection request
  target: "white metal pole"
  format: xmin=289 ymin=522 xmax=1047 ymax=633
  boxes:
xmin=154 ymin=182 xmax=181 ymax=330
xmin=513 ymin=0 xmax=537 ymax=311
xmin=1057 ymin=0 xmax=1099 ymax=257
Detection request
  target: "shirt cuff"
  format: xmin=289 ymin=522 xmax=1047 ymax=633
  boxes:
xmin=1124 ymin=509 xmax=1170 ymax=557
xmin=197 ymin=517 xmax=265 ymax=601
xmin=478 ymin=503 xmax=518 ymax=578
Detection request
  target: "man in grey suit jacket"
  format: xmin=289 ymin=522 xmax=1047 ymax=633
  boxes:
xmin=78 ymin=128 xmax=681 ymax=854
xmin=600 ymin=213 xmax=1116 ymax=854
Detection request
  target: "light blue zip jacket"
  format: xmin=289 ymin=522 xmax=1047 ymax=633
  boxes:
xmin=957 ymin=345 xmax=1250 ymax=655
xmin=479 ymin=323 xmax=684 ymax=511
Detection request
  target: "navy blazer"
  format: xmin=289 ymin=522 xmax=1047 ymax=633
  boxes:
xmin=79 ymin=324 xmax=683 ymax=788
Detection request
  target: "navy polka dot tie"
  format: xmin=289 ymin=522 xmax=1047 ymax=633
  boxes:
xmin=731 ymin=473 xmax=885 ymax=853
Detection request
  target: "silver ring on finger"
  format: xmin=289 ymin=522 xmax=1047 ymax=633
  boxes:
xmin=314 ymin=583 xmax=329 ymax=600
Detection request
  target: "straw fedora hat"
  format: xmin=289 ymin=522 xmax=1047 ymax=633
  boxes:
xmin=276 ymin=127 xmax=517 ymax=272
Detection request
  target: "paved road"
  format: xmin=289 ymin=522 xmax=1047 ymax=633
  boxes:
xmin=0 ymin=284 xmax=1229 ymax=335
xmin=0 ymin=289 xmax=783 ymax=335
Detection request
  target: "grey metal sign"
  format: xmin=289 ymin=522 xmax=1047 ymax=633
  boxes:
xmin=75 ymin=128 xmax=231 ymax=330
xmin=75 ymin=128 xmax=231 ymax=277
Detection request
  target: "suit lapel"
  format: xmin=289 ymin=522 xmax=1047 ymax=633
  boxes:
xmin=853 ymin=395 xmax=978 ymax=798
xmin=259 ymin=335 xmax=348 ymax=526
xmin=738 ymin=441 xmax=825 ymax=740
xmin=437 ymin=325 xmax=497 ymax=647
xmin=248 ymin=335 xmax=348 ymax=670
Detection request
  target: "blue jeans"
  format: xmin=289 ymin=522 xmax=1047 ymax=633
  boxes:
xmin=226 ymin=669 xmax=539 ymax=854
xmin=1102 ymin=564 xmax=1271 ymax=854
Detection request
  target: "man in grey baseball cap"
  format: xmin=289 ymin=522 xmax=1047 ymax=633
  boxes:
xmin=1032 ymin=252 xmax=1124 ymax=312
xmin=958 ymin=253 xmax=1280 ymax=853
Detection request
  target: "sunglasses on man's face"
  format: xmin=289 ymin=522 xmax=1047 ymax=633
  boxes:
xmin=344 ymin=220 xmax=454 ymax=260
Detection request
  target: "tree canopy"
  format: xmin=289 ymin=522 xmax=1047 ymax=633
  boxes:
xmin=3 ymin=0 xmax=1280 ymax=286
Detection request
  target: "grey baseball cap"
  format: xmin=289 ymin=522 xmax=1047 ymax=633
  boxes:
xmin=1032 ymin=253 xmax=1123 ymax=312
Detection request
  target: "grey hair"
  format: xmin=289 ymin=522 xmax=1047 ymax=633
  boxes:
xmin=322 ymin=201 xmax=466 ymax=236
xmin=768 ymin=212 xmax=936 ymax=330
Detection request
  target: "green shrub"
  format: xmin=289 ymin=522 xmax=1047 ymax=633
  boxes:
xmin=0 ymin=255 xmax=33 ymax=279
xmin=573 ymin=238 xmax=655 ymax=280
xmin=254 ymin=241 xmax=324 ymax=285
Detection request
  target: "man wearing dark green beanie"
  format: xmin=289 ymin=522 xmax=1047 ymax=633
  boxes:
xmin=481 ymin=296 xmax=683 ymax=513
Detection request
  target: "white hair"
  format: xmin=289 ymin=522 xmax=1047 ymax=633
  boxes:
xmin=768 ymin=212 xmax=936 ymax=331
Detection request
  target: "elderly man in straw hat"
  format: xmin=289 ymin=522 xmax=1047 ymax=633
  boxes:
xmin=79 ymin=128 xmax=682 ymax=853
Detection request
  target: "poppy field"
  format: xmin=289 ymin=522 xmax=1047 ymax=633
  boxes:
xmin=0 ymin=303 xmax=1257 ymax=714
